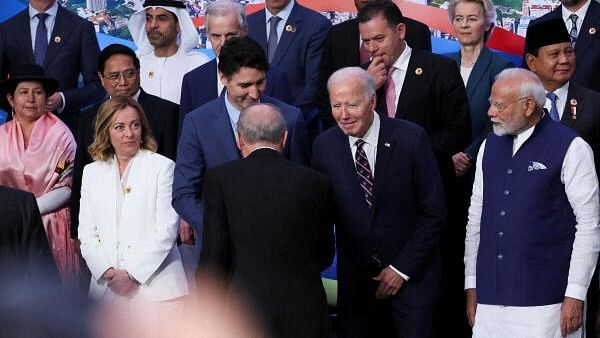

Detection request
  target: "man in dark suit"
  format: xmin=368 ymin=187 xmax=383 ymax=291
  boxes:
xmin=0 ymin=0 xmax=104 ymax=133
xmin=199 ymin=103 xmax=333 ymax=338
xmin=312 ymin=67 xmax=446 ymax=338
xmin=526 ymin=0 xmax=600 ymax=93
xmin=357 ymin=1 xmax=470 ymax=164
xmin=525 ymin=18 xmax=600 ymax=337
xmin=179 ymin=0 xmax=291 ymax=133
xmin=173 ymin=36 xmax=309 ymax=264
xmin=318 ymin=0 xmax=431 ymax=129
xmin=0 ymin=186 xmax=57 ymax=283
xmin=247 ymin=0 xmax=331 ymax=137
xmin=71 ymin=43 xmax=179 ymax=238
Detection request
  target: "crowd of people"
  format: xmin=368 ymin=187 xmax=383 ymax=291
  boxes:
xmin=1 ymin=0 xmax=599 ymax=337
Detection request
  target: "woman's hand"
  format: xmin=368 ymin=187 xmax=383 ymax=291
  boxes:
xmin=108 ymin=269 xmax=140 ymax=297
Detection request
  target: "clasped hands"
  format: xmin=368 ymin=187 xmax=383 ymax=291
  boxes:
xmin=102 ymin=267 xmax=139 ymax=297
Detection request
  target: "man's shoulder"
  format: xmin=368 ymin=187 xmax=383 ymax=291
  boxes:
xmin=139 ymin=90 xmax=179 ymax=111
xmin=262 ymin=95 xmax=300 ymax=115
xmin=529 ymin=6 xmax=562 ymax=26
xmin=186 ymin=97 xmax=223 ymax=122
xmin=0 ymin=9 xmax=27 ymax=29
xmin=411 ymin=48 xmax=454 ymax=66
xmin=292 ymin=3 xmax=330 ymax=23
xmin=330 ymin=17 xmax=357 ymax=34
xmin=183 ymin=59 xmax=217 ymax=81
xmin=57 ymin=6 xmax=91 ymax=26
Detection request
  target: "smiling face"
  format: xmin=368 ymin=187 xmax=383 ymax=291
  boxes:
xmin=526 ymin=42 xmax=575 ymax=91
xmin=452 ymin=1 xmax=488 ymax=47
xmin=108 ymin=106 xmax=142 ymax=160
xmin=7 ymin=80 xmax=47 ymax=123
xmin=222 ymin=67 xmax=266 ymax=111
xmin=359 ymin=14 xmax=406 ymax=66
xmin=145 ymin=7 xmax=179 ymax=49
xmin=329 ymin=79 xmax=376 ymax=138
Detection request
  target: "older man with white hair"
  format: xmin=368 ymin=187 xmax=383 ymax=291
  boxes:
xmin=465 ymin=68 xmax=600 ymax=337
xmin=128 ymin=0 xmax=209 ymax=104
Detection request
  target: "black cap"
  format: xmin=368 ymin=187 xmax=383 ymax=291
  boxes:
xmin=525 ymin=18 xmax=571 ymax=53
xmin=1 ymin=64 xmax=59 ymax=96
xmin=143 ymin=0 xmax=186 ymax=8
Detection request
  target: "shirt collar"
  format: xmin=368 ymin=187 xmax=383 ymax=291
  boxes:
xmin=266 ymin=0 xmax=294 ymax=23
xmin=554 ymin=81 xmax=570 ymax=98
xmin=562 ymin=0 xmax=591 ymax=22
xmin=29 ymin=1 xmax=58 ymax=19
xmin=391 ymin=42 xmax=412 ymax=72
xmin=224 ymin=91 xmax=242 ymax=127
xmin=348 ymin=112 xmax=380 ymax=148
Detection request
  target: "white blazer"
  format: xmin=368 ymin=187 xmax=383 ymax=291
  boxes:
xmin=79 ymin=149 xmax=188 ymax=301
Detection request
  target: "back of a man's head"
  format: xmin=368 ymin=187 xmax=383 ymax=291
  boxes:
xmin=218 ymin=37 xmax=269 ymax=79
xmin=237 ymin=103 xmax=286 ymax=149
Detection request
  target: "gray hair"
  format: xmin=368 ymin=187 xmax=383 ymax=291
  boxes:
xmin=495 ymin=68 xmax=546 ymax=108
xmin=448 ymin=0 xmax=496 ymax=41
xmin=327 ymin=67 xmax=376 ymax=99
xmin=205 ymin=0 xmax=247 ymax=32
xmin=237 ymin=103 xmax=286 ymax=145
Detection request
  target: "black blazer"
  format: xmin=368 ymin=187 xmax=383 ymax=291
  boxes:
xmin=70 ymin=89 xmax=179 ymax=238
xmin=374 ymin=49 xmax=471 ymax=158
xmin=199 ymin=148 xmax=334 ymax=338
xmin=318 ymin=17 xmax=432 ymax=128
xmin=0 ymin=6 xmax=104 ymax=114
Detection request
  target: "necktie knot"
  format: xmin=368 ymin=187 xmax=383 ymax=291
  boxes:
xmin=545 ymin=92 xmax=560 ymax=121
xmin=36 ymin=12 xmax=49 ymax=22
xmin=387 ymin=66 xmax=396 ymax=77
xmin=546 ymin=92 xmax=558 ymax=102
xmin=269 ymin=16 xmax=282 ymax=31
xmin=355 ymin=138 xmax=366 ymax=149
xmin=569 ymin=14 xmax=578 ymax=24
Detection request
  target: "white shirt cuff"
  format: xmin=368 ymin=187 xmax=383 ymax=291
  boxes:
xmin=389 ymin=265 xmax=409 ymax=281
xmin=57 ymin=92 xmax=66 ymax=113
xmin=565 ymin=283 xmax=588 ymax=301
xmin=465 ymin=275 xmax=476 ymax=290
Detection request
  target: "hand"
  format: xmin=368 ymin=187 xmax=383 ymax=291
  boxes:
xmin=367 ymin=56 xmax=388 ymax=90
xmin=101 ymin=267 xmax=116 ymax=281
xmin=179 ymin=219 xmax=195 ymax=245
xmin=372 ymin=266 xmax=404 ymax=299
xmin=466 ymin=288 xmax=477 ymax=327
xmin=560 ymin=297 xmax=583 ymax=337
xmin=45 ymin=92 xmax=63 ymax=112
xmin=452 ymin=152 xmax=472 ymax=177
xmin=107 ymin=269 xmax=139 ymax=297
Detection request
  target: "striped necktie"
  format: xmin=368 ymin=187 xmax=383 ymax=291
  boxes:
xmin=355 ymin=139 xmax=375 ymax=210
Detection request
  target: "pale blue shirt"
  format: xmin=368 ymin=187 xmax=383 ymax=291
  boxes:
xmin=265 ymin=0 xmax=295 ymax=44
xmin=224 ymin=92 xmax=242 ymax=137
xmin=29 ymin=2 xmax=58 ymax=51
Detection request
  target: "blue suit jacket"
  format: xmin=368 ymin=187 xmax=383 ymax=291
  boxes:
xmin=248 ymin=3 xmax=331 ymax=113
xmin=527 ymin=0 xmax=600 ymax=92
xmin=172 ymin=94 xmax=309 ymax=235
xmin=0 ymin=6 xmax=104 ymax=114
xmin=179 ymin=58 xmax=293 ymax=134
xmin=312 ymin=117 xmax=446 ymax=311
xmin=450 ymin=47 xmax=513 ymax=158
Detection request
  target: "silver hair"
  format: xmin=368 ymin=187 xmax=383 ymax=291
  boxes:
xmin=448 ymin=0 xmax=496 ymax=41
xmin=495 ymin=68 xmax=546 ymax=108
xmin=205 ymin=0 xmax=247 ymax=32
xmin=237 ymin=103 xmax=286 ymax=145
xmin=327 ymin=67 xmax=376 ymax=99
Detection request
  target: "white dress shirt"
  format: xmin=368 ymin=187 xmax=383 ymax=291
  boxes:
xmin=562 ymin=0 xmax=591 ymax=39
xmin=545 ymin=81 xmax=570 ymax=120
xmin=265 ymin=0 xmax=295 ymax=44
xmin=465 ymin=121 xmax=600 ymax=336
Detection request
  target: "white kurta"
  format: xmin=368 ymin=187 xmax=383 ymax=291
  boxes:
xmin=139 ymin=49 xmax=210 ymax=104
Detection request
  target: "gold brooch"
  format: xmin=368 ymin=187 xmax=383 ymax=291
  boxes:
xmin=285 ymin=24 xmax=296 ymax=33
xmin=148 ymin=71 xmax=154 ymax=78
xmin=590 ymin=27 xmax=597 ymax=35
xmin=54 ymin=36 xmax=61 ymax=43
xmin=125 ymin=186 xmax=132 ymax=194
xmin=415 ymin=67 xmax=423 ymax=75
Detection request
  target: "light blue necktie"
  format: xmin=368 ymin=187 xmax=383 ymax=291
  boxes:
xmin=267 ymin=16 xmax=281 ymax=63
xmin=546 ymin=92 xmax=560 ymax=121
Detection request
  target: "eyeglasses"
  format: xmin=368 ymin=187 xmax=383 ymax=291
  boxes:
xmin=104 ymin=70 xmax=137 ymax=83
xmin=488 ymin=96 xmax=530 ymax=112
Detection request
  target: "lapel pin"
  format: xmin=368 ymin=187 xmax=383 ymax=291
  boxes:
xmin=148 ymin=71 xmax=154 ymax=78
xmin=285 ymin=24 xmax=296 ymax=33
xmin=125 ymin=186 xmax=132 ymax=194
xmin=590 ymin=27 xmax=597 ymax=35
xmin=570 ymin=98 xmax=577 ymax=106
xmin=53 ymin=36 xmax=61 ymax=44
xmin=571 ymin=105 xmax=577 ymax=120
xmin=384 ymin=143 xmax=391 ymax=147
xmin=415 ymin=67 xmax=423 ymax=75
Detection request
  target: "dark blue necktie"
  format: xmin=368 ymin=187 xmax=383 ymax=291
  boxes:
xmin=267 ymin=16 xmax=281 ymax=63
xmin=355 ymin=139 xmax=375 ymax=210
xmin=34 ymin=13 xmax=49 ymax=66
xmin=569 ymin=14 xmax=578 ymax=47
xmin=546 ymin=92 xmax=560 ymax=121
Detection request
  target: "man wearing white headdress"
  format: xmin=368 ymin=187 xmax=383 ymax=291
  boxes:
xmin=128 ymin=0 xmax=210 ymax=104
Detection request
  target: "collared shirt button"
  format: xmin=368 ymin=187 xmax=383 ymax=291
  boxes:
xmin=507 ymin=168 xmax=513 ymax=174
xmin=499 ymin=210 xmax=506 ymax=216
xmin=504 ymin=190 xmax=510 ymax=196
xmin=497 ymin=254 xmax=503 ymax=260
xmin=498 ymin=231 xmax=504 ymax=237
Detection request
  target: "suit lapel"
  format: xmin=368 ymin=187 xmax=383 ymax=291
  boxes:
xmin=372 ymin=119 xmax=394 ymax=213
xmin=254 ymin=10 xmax=268 ymax=51
xmin=574 ymin=1 xmax=600 ymax=58
xmin=396 ymin=51 xmax=425 ymax=118
xmin=17 ymin=10 xmax=34 ymax=61
xmin=332 ymin=129 xmax=369 ymax=210
xmin=272 ymin=4 xmax=301 ymax=66
xmin=465 ymin=48 xmax=492 ymax=98
xmin=561 ymin=82 xmax=583 ymax=128
xmin=214 ymin=98 xmax=241 ymax=161
xmin=44 ymin=7 xmax=73 ymax=69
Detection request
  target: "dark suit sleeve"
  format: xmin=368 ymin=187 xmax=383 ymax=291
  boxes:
xmin=295 ymin=19 xmax=331 ymax=113
xmin=197 ymin=169 xmax=231 ymax=281
xmin=318 ymin=179 xmax=336 ymax=271
xmin=179 ymin=73 xmax=194 ymax=136
xmin=162 ymin=103 xmax=179 ymax=161
xmin=288 ymin=108 xmax=310 ymax=165
xmin=61 ymin=20 xmax=103 ymax=112
xmin=392 ymin=129 xmax=446 ymax=276
xmin=172 ymin=115 xmax=206 ymax=233
xmin=317 ymin=29 xmax=336 ymax=129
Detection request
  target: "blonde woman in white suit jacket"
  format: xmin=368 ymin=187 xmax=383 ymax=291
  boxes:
xmin=78 ymin=97 xmax=187 ymax=310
